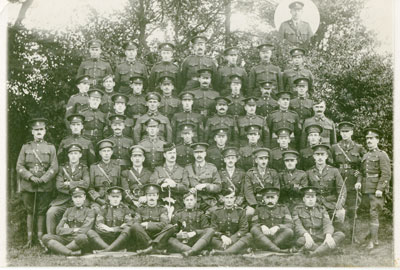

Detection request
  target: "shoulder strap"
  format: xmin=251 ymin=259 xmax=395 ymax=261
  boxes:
xmin=336 ymin=143 xmax=352 ymax=163
xmin=32 ymin=149 xmax=44 ymax=166
xmin=252 ymin=170 xmax=265 ymax=188
xmin=129 ymin=169 xmax=143 ymax=186
xmin=97 ymin=164 xmax=112 ymax=185
xmin=62 ymin=167 xmax=73 ymax=182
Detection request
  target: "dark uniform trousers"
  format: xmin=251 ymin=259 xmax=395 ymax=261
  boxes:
xmin=16 ymin=140 xmax=58 ymax=215
xmin=210 ymin=206 xmax=252 ymax=254
xmin=358 ymin=148 xmax=391 ymax=241
xmin=121 ymin=167 xmax=152 ymax=209
xmin=150 ymin=164 xmax=189 ymax=210
xmin=42 ymin=206 xmax=95 ymax=255
xmin=130 ymin=205 xmax=175 ymax=250
xmin=292 ymin=204 xmax=345 ymax=254
xmin=87 ymin=203 xmax=134 ymax=251
xmin=279 ymin=169 xmax=308 ymax=210
xmin=47 ymin=163 xmax=90 ymax=234
xmin=88 ymin=160 xmax=121 ymax=213
xmin=250 ymin=204 xmax=294 ymax=250
xmin=168 ymin=208 xmax=214 ymax=254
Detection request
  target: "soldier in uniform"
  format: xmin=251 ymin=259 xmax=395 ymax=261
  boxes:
xmin=88 ymin=139 xmax=121 ymax=213
xmin=209 ymin=188 xmax=252 ymax=255
xmin=130 ymin=184 xmax=176 ymax=254
xmin=150 ymin=143 xmax=189 ymax=211
xmin=270 ymin=127 xmax=296 ymax=173
xmin=171 ymin=91 xmax=204 ymax=144
xmin=279 ymin=1 xmax=313 ymax=45
xmin=292 ymin=186 xmax=345 ymax=256
xmin=158 ymin=73 xmax=181 ymax=119
xmin=206 ymin=128 xmax=230 ymax=170
xmin=47 ymin=144 xmax=90 ymax=235
xmin=106 ymin=114 xmax=134 ymax=170
xmin=250 ymin=187 xmax=293 ymax=252
xmin=243 ymin=148 xmax=280 ymax=217
xmin=248 ymin=43 xmax=282 ymax=96
xmin=238 ymin=124 xmax=264 ymax=171
xmin=301 ymin=99 xmax=336 ymax=149
xmin=355 ymin=128 xmax=391 ymax=250
xmin=180 ymin=35 xmax=218 ymax=91
xmin=175 ymin=123 xmax=196 ymax=167
xmin=238 ymin=97 xmax=270 ymax=147
xmin=217 ymin=47 xmax=248 ymax=96
xmin=149 ymin=42 xmax=180 ymax=92
xmin=331 ymin=122 xmax=366 ymax=238
xmin=204 ymin=97 xmax=238 ymax=146
xmin=121 ymin=145 xmax=152 ymax=209
xmin=87 ymin=186 xmax=134 ymax=252
xmin=307 ymin=144 xmax=346 ymax=223
xmin=58 ymin=114 xmax=96 ymax=167
xmin=219 ymin=147 xmax=246 ymax=208
xmin=185 ymin=143 xmax=222 ymax=213
xmin=168 ymin=192 xmax=214 ymax=256
xmin=65 ymin=75 xmax=91 ymax=120
xmin=126 ymin=75 xmax=148 ymax=120
xmin=226 ymin=74 xmax=246 ymax=118
xmin=267 ymin=91 xmax=301 ymax=149
xmin=80 ymin=89 xmax=107 ymax=143
xmin=77 ymin=39 xmax=113 ymax=87
xmin=255 ymin=80 xmax=279 ymax=117
xmin=104 ymin=93 xmax=135 ymax=138
xmin=115 ymin=41 xmax=148 ymax=94
xmin=138 ymin=118 xmax=167 ymax=170
xmin=134 ymin=92 xmax=172 ymax=143
xmin=289 ymin=77 xmax=313 ymax=124
xmin=16 ymin=118 xmax=58 ymax=248
xmin=282 ymin=48 xmax=313 ymax=95
xmin=99 ymin=74 xmax=116 ymax=114
xmin=42 ymin=187 xmax=94 ymax=256
xmin=279 ymin=150 xmax=308 ymax=209
xmin=190 ymin=68 xmax=220 ymax=118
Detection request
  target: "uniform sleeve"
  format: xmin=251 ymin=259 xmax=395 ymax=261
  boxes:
xmin=56 ymin=209 xmax=74 ymax=236
xmin=150 ymin=169 xmax=163 ymax=185
xmin=106 ymin=63 xmax=113 ymax=76
xmin=210 ymin=211 xmax=222 ymax=237
xmin=232 ymin=209 xmax=248 ymax=238
xmin=250 ymin=208 xmax=260 ymax=228
xmin=300 ymin=121 xmax=308 ymax=150
xmin=334 ymin=168 xmax=346 ymax=209
xmin=55 ymin=168 xmax=69 ymax=195
xmin=204 ymin=120 xmax=211 ymax=143
xmin=262 ymin=118 xmax=270 ymax=147
xmin=147 ymin=208 xmax=169 ymax=232
xmin=180 ymin=59 xmax=189 ymax=89
xmin=87 ymin=141 xmax=96 ymax=166
xmin=165 ymin=118 xmax=173 ymax=143
xmin=88 ymin=165 xmax=100 ymax=201
xmin=321 ymin=208 xmax=334 ymax=235
xmin=272 ymin=170 xmax=280 ymax=189
xmin=377 ymin=151 xmax=391 ymax=192
xmin=78 ymin=208 xmax=96 ymax=234
xmin=277 ymin=70 xmax=283 ymax=92
xmin=292 ymin=207 xmax=307 ymax=236
xmin=70 ymin=166 xmax=90 ymax=190
xmin=243 ymin=171 xmax=257 ymax=207
xmin=199 ymin=211 xmax=210 ymax=229
xmin=280 ymin=206 xmax=293 ymax=230
xmin=174 ymin=171 xmax=189 ymax=194
xmin=206 ymin=166 xmax=222 ymax=193
xmin=330 ymin=121 xmax=337 ymax=145
xmin=133 ymin=119 xmax=143 ymax=144
xmin=40 ymin=145 xmax=58 ymax=183
xmin=16 ymin=144 xmax=33 ymax=180
xmin=247 ymin=67 xmax=256 ymax=97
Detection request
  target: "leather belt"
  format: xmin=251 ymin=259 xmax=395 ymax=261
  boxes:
xmin=339 ymin=164 xmax=352 ymax=169
xmin=115 ymin=159 xmax=130 ymax=166
xmin=366 ymin=173 xmax=379 ymax=178
xmin=83 ymin=129 xmax=100 ymax=136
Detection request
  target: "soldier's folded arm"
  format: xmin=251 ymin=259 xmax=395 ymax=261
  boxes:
xmin=55 ymin=170 xmax=70 ymax=195
xmin=71 ymin=167 xmax=90 ymax=190
xmin=377 ymin=151 xmax=391 ymax=192
xmin=243 ymin=174 xmax=257 ymax=207
xmin=206 ymin=170 xmax=222 ymax=193
xmin=147 ymin=209 xmax=169 ymax=232
xmin=292 ymin=208 xmax=308 ymax=236
xmin=78 ymin=208 xmax=95 ymax=234
xmin=232 ymin=210 xmax=248 ymax=238
xmin=56 ymin=209 xmax=75 ymax=236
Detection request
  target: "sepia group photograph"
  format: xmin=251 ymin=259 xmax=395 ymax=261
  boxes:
xmin=2 ymin=0 xmax=397 ymax=267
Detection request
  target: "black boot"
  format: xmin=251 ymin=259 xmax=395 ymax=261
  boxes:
xmin=37 ymin=215 xmax=46 ymax=249
xmin=47 ymin=240 xmax=79 ymax=256
xmin=104 ymin=233 xmax=129 ymax=252
xmin=23 ymin=215 xmax=34 ymax=249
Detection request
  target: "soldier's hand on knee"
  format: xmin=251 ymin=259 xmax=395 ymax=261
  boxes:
xmin=187 ymin=231 xmax=196 ymax=238
xmin=324 ymin=234 xmax=336 ymax=249
xmin=141 ymin=222 xmax=149 ymax=229
xmin=270 ymin=226 xmax=279 ymax=235
xmin=354 ymin=183 xmax=361 ymax=190
xmin=304 ymin=233 xmax=314 ymax=249
xmin=221 ymin=235 xmax=232 ymax=247
xmin=375 ymin=190 xmax=383 ymax=198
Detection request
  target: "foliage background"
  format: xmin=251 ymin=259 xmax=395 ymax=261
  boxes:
xmin=7 ymin=0 xmax=393 ymax=246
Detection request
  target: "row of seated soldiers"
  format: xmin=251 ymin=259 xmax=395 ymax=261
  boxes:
xmin=76 ymin=37 xmax=312 ymax=97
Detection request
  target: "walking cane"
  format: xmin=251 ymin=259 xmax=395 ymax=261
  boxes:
xmin=351 ymin=190 xmax=360 ymax=245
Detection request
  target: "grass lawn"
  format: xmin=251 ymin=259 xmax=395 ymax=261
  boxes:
xmin=7 ymin=216 xmax=394 ymax=267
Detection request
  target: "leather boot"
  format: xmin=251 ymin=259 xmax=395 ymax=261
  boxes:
xmin=257 ymin=235 xmax=282 ymax=252
xmin=309 ymin=243 xmax=330 ymax=257
xmin=168 ymin=238 xmax=191 ymax=253
xmin=47 ymin=239 xmax=75 ymax=256
xmin=367 ymin=223 xmax=379 ymax=250
xmin=37 ymin=215 xmax=46 ymax=249
xmin=104 ymin=233 xmax=128 ymax=252
xmin=66 ymin=240 xmax=81 ymax=251
xmin=273 ymin=229 xmax=293 ymax=249
xmin=23 ymin=215 xmax=34 ymax=248
xmin=223 ymin=239 xmax=249 ymax=255
xmin=89 ymin=235 xmax=109 ymax=250
xmin=183 ymin=239 xmax=208 ymax=257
